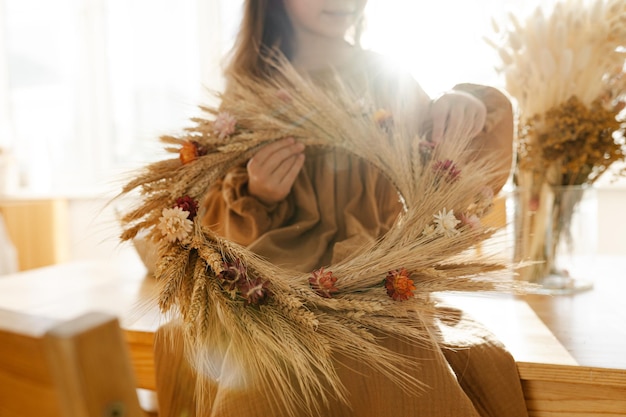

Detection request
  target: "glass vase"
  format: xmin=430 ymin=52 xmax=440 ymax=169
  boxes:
xmin=508 ymin=184 xmax=597 ymax=294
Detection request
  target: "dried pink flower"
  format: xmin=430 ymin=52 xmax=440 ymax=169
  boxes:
xmin=276 ymin=89 xmax=292 ymax=103
xmin=458 ymin=212 xmax=481 ymax=229
xmin=309 ymin=267 xmax=338 ymax=298
xmin=214 ymin=111 xmax=237 ymax=139
xmin=478 ymin=186 xmax=494 ymax=201
xmin=433 ymin=159 xmax=461 ymax=183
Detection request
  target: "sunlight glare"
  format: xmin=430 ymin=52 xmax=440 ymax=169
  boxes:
xmin=361 ymin=0 xmax=532 ymax=96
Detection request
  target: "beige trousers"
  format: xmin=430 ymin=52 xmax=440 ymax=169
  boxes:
xmin=154 ymin=308 xmax=529 ymax=417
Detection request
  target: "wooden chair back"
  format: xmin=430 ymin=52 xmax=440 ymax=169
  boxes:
xmin=0 ymin=309 xmax=145 ymax=417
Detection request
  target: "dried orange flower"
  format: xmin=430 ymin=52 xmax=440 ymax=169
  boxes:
xmin=384 ymin=268 xmax=416 ymax=301
xmin=179 ymin=141 xmax=197 ymax=164
xmin=309 ymin=267 xmax=338 ymax=298
xmin=179 ymin=141 xmax=207 ymax=164
xmin=373 ymin=108 xmax=393 ymax=130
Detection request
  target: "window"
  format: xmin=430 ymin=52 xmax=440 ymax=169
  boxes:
xmin=363 ymin=0 xmax=539 ymax=95
xmin=7 ymin=0 xmax=613 ymax=195
xmin=0 ymin=0 xmax=241 ymax=193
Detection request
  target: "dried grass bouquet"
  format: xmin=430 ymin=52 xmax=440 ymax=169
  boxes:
xmin=486 ymin=0 xmax=626 ymax=285
xmin=487 ymin=0 xmax=626 ymax=187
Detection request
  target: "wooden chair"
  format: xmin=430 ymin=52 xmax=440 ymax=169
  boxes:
xmin=0 ymin=308 xmax=147 ymax=417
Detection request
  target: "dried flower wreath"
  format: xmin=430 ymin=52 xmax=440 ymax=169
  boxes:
xmin=119 ymin=61 xmax=521 ymax=415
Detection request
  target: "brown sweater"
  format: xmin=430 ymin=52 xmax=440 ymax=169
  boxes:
xmin=202 ymin=50 xmax=513 ymax=272
xmin=197 ymin=52 xmax=528 ymax=417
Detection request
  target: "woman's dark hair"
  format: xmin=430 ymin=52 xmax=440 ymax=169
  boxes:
xmin=224 ymin=0 xmax=294 ymax=79
xmin=225 ymin=0 xmax=364 ymax=80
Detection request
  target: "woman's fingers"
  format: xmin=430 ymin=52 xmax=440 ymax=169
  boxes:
xmin=430 ymin=91 xmax=487 ymax=142
xmin=443 ymin=104 xmax=465 ymax=141
xmin=249 ymin=138 xmax=304 ymax=174
xmin=247 ymin=137 xmax=305 ymax=204
xmin=430 ymin=101 xmax=449 ymax=143
xmin=278 ymin=153 xmax=305 ymax=188
xmin=472 ymin=107 xmax=487 ymax=137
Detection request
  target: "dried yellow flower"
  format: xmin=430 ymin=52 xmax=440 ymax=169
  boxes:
xmin=518 ymin=95 xmax=625 ymax=185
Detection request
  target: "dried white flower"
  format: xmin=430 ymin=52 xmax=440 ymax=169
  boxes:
xmin=214 ymin=111 xmax=237 ymax=139
xmin=433 ymin=208 xmax=461 ymax=237
xmin=421 ymin=224 xmax=437 ymax=237
xmin=158 ymin=207 xmax=193 ymax=242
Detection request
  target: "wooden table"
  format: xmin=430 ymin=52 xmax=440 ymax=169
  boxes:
xmin=523 ymin=256 xmax=626 ymax=370
xmin=0 ymin=252 xmax=624 ymax=416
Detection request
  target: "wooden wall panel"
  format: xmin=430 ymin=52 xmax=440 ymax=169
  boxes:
xmin=0 ymin=198 xmax=69 ymax=270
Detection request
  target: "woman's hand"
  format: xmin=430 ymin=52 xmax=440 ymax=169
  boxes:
xmin=430 ymin=90 xmax=487 ymax=143
xmin=247 ymin=137 xmax=305 ymax=205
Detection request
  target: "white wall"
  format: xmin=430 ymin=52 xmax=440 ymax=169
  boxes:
xmin=596 ymin=187 xmax=626 ymax=255
xmin=66 ymin=195 xmax=138 ymax=263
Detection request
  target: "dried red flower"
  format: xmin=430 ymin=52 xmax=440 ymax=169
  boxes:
xmin=219 ymin=259 xmax=271 ymax=305
xmin=433 ymin=159 xmax=461 ymax=183
xmin=385 ymin=268 xmax=416 ymax=301
xmin=309 ymin=267 xmax=338 ymax=298
xmin=238 ymin=276 xmax=271 ymax=306
xmin=219 ymin=259 xmax=247 ymax=291
xmin=174 ymin=196 xmax=198 ymax=220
